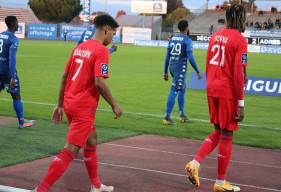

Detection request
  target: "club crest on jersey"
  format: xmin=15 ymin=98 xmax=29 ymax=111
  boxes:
xmin=242 ymin=53 xmax=247 ymax=64
xmin=101 ymin=64 xmax=108 ymax=74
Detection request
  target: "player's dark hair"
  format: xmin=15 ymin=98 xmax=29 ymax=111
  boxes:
xmin=94 ymin=14 xmax=119 ymax=29
xmin=5 ymin=16 xmax=18 ymax=29
xmin=226 ymin=4 xmax=246 ymax=32
xmin=178 ymin=20 xmax=189 ymax=32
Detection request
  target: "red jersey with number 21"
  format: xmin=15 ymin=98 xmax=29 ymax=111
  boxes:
xmin=206 ymin=28 xmax=248 ymax=100
xmin=64 ymin=39 xmax=109 ymax=108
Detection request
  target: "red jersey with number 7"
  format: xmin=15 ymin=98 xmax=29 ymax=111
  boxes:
xmin=63 ymin=39 xmax=110 ymax=108
xmin=206 ymin=28 xmax=248 ymax=100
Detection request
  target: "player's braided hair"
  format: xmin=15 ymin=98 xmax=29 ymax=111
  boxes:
xmin=226 ymin=4 xmax=246 ymax=32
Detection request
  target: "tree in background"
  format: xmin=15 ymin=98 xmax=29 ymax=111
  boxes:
xmin=167 ymin=0 xmax=184 ymax=14
xmin=28 ymin=0 xmax=82 ymax=23
xmin=163 ymin=0 xmax=192 ymax=30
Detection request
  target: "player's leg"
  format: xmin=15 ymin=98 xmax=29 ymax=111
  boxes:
xmin=84 ymin=131 xmax=114 ymax=192
xmin=35 ymin=107 xmax=93 ymax=192
xmin=177 ymin=79 xmax=188 ymax=123
xmin=35 ymin=143 xmax=79 ymax=192
xmin=163 ymin=86 xmax=178 ymax=125
xmin=213 ymin=98 xmax=240 ymax=192
xmin=185 ymin=97 xmax=220 ymax=187
xmin=7 ymin=74 xmax=34 ymax=128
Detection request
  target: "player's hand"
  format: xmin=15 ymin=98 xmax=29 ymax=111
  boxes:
xmin=197 ymin=72 xmax=203 ymax=80
xmin=235 ymin=106 xmax=244 ymax=122
xmin=112 ymin=104 xmax=122 ymax=119
xmin=9 ymin=78 xmax=16 ymax=88
xmin=111 ymin=44 xmax=117 ymax=52
xmin=163 ymin=74 xmax=168 ymax=81
xmin=52 ymin=106 xmax=64 ymax=124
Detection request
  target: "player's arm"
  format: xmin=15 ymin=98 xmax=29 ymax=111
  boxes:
xmin=52 ymin=71 xmax=68 ymax=123
xmin=94 ymin=49 xmax=122 ymax=119
xmin=163 ymin=43 xmax=171 ymax=81
xmin=186 ymin=39 xmax=202 ymax=79
xmin=52 ymin=54 xmax=72 ymax=123
xmin=95 ymin=77 xmax=121 ymax=119
xmin=8 ymin=39 xmax=19 ymax=87
xmin=234 ymin=39 xmax=248 ymax=122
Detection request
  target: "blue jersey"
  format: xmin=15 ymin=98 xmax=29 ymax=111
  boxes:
xmin=164 ymin=33 xmax=199 ymax=75
xmin=77 ymin=27 xmax=96 ymax=45
xmin=0 ymin=30 xmax=19 ymax=77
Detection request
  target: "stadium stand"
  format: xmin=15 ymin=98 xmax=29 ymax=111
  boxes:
xmin=0 ymin=7 xmax=40 ymax=23
xmin=181 ymin=10 xmax=281 ymax=34
xmin=187 ymin=10 xmax=225 ymax=34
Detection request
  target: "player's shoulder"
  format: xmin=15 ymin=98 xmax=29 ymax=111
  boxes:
xmin=185 ymin=36 xmax=192 ymax=43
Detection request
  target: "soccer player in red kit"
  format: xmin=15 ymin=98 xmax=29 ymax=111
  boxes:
xmin=32 ymin=14 xmax=122 ymax=192
xmin=185 ymin=4 xmax=247 ymax=192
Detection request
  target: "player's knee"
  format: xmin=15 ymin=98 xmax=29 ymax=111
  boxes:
xmin=65 ymin=143 xmax=80 ymax=154
xmin=214 ymin=124 xmax=220 ymax=131
xmin=11 ymin=94 xmax=21 ymax=100
xmin=87 ymin=132 xmax=97 ymax=146
xmin=221 ymin=129 xmax=233 ymax=136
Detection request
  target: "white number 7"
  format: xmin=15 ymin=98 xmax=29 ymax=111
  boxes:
xmin=72 ymin=58 xmax=84 ymax=81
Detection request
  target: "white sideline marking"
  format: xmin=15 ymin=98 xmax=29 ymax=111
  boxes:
xmin=104 ymin=143 xmax=281 ymax=169
xmin=0 ymin=185 xmax=29 ymax=192
xmin=79 ymin=159 xmax=281 ymax=192
xmin=0 ymin=98 xmax=281 ymax=131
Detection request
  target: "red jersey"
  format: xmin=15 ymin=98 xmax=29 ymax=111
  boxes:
xmin=206 ymin=28 xmax=248 ymax=100
xmin=63 ymin=40 xmax=109 ymax=108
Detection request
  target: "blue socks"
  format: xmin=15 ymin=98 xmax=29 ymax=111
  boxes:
xmin=165 ymin=88 xmax=177 ymax=118
xmin=13 ymin=99 xmax=24 ymax=125
xmin=178 ymin=89 xmax=186 ymax=116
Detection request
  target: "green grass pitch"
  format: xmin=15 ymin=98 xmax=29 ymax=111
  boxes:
xmin=0 ymin=39 xmax=280 ymax=167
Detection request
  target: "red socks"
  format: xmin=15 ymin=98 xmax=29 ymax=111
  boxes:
xmin=217 ymin=135 xmax=233 ymax=180
xmin=84 ymin=145 xmax=101 ymax=188
xmin=194 ymin=129 xmax=221 ymax=163
xmin=36 ymin=148 xmax=76 ymax=192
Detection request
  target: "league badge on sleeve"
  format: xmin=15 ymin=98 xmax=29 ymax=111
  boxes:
xmin=101 ymin=64 xmax=108 ymax=74
xmin=242 ymin=53 xmax=247 ymax=64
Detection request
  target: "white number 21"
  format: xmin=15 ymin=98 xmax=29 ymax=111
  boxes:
xmin=72 ymin=58 xmax=84 ymax=81
xmin=209 ymin=44 xmax=225 ymax=66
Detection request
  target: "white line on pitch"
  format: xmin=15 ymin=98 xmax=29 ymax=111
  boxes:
xmin=0 ymin=98 xmax=280 ymax=131
xmin=0 ymin=185 xmax=29 ymax=192
xmin=73 ymin=158 xmax=281 ymax=192
xmin=104 ymin=143 xmax=281 ymax=169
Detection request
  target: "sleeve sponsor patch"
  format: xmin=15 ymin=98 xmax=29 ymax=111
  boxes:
xmin=101 ymin=64 xmax=108 ymax=75
xmin=242 ymin=53 xmax=247 ymax=64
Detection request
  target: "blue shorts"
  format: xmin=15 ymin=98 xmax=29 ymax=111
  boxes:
xmin=170 ymin=65 xmax=187 ymax=92
xmin=0 ymin=74 xmax=21 ymax=95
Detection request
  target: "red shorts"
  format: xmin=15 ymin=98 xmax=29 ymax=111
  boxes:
xmin=64 ymin=106 xmax=97 ymax=147
xmin=207 ymin=96 xmax=239 ymax=131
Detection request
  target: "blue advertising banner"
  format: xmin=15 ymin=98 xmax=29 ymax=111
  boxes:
xmin=188 ymin=72 xmax=281 ymax=97
xmin=134 ymin=39 xmax=168 ymax=47
xmin=60 ymin=25 xmax=87 ymax=41
xmin=27 ymin=24 xmax=57 ymax=40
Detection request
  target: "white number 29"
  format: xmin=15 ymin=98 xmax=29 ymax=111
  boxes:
xmin=72 ymin=58 xmax=84 ymax=81
xmin=170 ymin=43 xmax=181 ymax=56
xmin=0 ymin=39 xmax=3 ymax=53
xmin=209 ymin=44 xmax=225 ymax=66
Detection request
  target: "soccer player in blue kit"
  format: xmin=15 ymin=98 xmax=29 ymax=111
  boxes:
xmin=163 ymin=20 xmax=202 ymax=125
xmin=0 ymin=16 xmax=34 ymax=129
xmin=77 ymin=23 xmax=117 ymax=54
